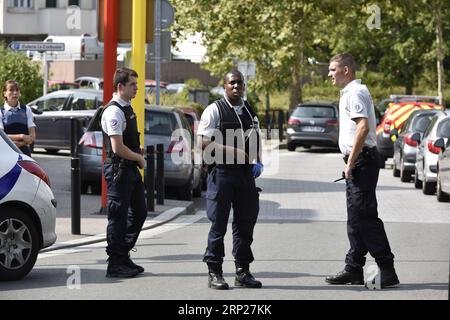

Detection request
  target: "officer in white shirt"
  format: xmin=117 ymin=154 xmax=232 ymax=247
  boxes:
xmin=198 ymin=70 xmax=263 ymax=290
xmin=101 ymin=68 xmax=146 ymax=278
xmin=1 ymin=80 xmax=36 ymax=156
xmin=325 ymin=53 xmax=399 ymax=289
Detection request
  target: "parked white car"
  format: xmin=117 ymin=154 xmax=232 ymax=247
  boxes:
xmin=413 ymin=110 xmax=450 ymax=195
xmin=0 ymin=130 xmax=57 ymax=280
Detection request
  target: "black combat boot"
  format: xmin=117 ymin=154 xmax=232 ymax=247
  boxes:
xmin=380 ymin=267 xmax=400 ymax=288
xmin=207 ymin=264 xmax=229 ymax=290
xmin=235 ymin=267 xmax=262 ymax=288
xmin=325 ymin=269 xmax=364 ymax=285
xmin=106 ymin=255 xmax=139 ymax=278
xmin=124 ymin=254 xmax=144 ymax=273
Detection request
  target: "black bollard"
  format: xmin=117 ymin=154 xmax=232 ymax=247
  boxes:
xmin=278 ymin=110 xmax=284 ymax=142
xmin=70 ymin=117 xmax=80 ymax=158
xmin=146 ymin=145 xmax=155 ymax=212
xmin=265 ymin=110 xmax=271 ymax=140
xmin=71 ymin=157 xmax=81 ymax=235
xmin=156 ymin=143 xmax=165 ymax=205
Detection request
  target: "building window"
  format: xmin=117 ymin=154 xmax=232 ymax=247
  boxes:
xmin=46 ymin=0 xmax=57 ymax=8
xmin=11 ymin=0 xmax=33 ymax=8
xmin=68 ymin=0 xmax=79 ymax=6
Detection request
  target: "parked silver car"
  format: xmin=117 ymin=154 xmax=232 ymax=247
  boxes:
xmin=286 ymin=102 xmax=339 ymax=151
xmin=27 ymin=89 xmax=103 ymax=153
xmin=78 ymin=105 xmax=202 ymax=200
xmin=74 ymin=77 xmax=104 ymax=90
xmin=435 ymin=136 xmax=450 ymax=202
xmin=413 ymin=111 xmax=450 ymax=195
xmin=391 ymin=109 xmax=440 ymax=182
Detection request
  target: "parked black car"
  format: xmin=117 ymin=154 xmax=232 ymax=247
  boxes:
xmin=286 ymin=102 xmax=339 ymax=151
xmin=27 ymin=89 xmax=103 ymax=153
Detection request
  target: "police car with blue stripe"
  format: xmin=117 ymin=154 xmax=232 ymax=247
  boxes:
xmin=0 ymin=129 xmax=56 ymax=281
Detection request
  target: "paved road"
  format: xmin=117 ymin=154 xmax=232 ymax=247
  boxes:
xmin=1 ymin=146 xmax=448 ymax=300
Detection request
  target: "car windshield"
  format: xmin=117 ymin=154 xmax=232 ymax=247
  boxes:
xmin=68 ymin=93 xmax=102 ymax=110
xmin=437 ymin=119 xmax=450 ymax=138
xmin=293 ymin=105 xmax=336 ymax=118
xmin=33 ymin=95 xmax=68 ymax=112
xmin=145 ymin=111 xmax=177 ymax=135
xmin=411 ymin=114 xmax=435 ymax=133
xmin=0 ymin=129 xmax=22 ymax=153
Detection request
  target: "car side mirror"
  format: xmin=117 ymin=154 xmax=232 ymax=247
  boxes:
xmin=434 ymin=137 xmax=445 ymax=149
xmin=411 ymin=132 xmax=421 ymax=143
xmin=30 ymin=106 xmax=43 ymax=115
xmin=390 ymin=128 xmax=399 ymax=138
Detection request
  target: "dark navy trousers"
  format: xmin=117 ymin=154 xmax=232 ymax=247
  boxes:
xmin=104 ymin=163 xmax=147 ymax=258
xmin=203 ymin=166 xmax=259 ymax=267
xmin=344 ymin=148 xmax=395 ymax=271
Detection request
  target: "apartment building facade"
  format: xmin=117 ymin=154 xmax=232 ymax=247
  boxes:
xmin=0 ymin=0 xmax=97 ymax=43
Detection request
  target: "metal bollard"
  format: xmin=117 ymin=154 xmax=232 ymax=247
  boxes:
xmin=71 ymin=157 xmax=81 ymax=235
xmin=156 ymin=143 xmax=165 ymax=205
xmin=146 ymin=145 xmax=155 ymax=212
xmin=278 ymin=110 xmax=284 ymax=142
xmin=265 ymin=110 xmax=271 ymax=140
xmin=70 ymin=117 xmax=80 ymax=158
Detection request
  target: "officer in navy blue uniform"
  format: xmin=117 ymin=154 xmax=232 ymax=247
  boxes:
xmin=326 ymin=53 xmax=399 ymax=289
xmin=1 ymin=80 xmax=36 ymax=156
xmin=101 ymin=68 xmax=147 ymax=278
xmin=198 ymin=70 xmax=264 ymax=290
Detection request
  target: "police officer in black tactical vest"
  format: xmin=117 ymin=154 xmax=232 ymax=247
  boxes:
xmin=101 ymin=68 xmax=147 ymax=278
xmin=197 ymin=70 xmax=264 ymax=290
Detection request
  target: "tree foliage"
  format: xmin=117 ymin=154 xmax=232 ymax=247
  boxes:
xmin=0 ymin=43 xmax=43 ymax=104
xmin=172 ymin=0 xmax=449 ymax=106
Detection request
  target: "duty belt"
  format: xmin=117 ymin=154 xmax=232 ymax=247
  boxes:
xmin=343 ymin=146 xmax=377 ymax=164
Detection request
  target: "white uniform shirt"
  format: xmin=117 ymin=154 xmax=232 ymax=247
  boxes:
xmin=101 ymin=94 xmax=130 ymax=136
xmin=0 ymin=102 xmax=36 ymax=130
xmin=338 ymin=79 xmax=377 ymax=156
xmin=197 ymin=96 xmax=260 ymax=139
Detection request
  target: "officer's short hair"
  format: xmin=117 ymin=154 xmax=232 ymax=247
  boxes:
xmin=224 ymin=70 xmax=244 ymax=85
xmin=330 ymin=53 xmax=356 ymax=72
xmin=113 ymin=67 xmax=138 ymax=91
xmin=2 ymin=80 xmax=20 ymax=100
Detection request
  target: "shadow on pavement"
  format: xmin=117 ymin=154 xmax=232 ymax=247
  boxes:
xmin=259 ymin=177 xmax=413 ymax=193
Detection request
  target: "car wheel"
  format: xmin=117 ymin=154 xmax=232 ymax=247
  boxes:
xmin=414 ymin=167 xmax=422 ymax=189
xmin=90 ymin=183 xmax=101 ymax=195
xmin=400 ymin=159 xmax=412 ymax=182
xmin=81 ymin=181 xmax=89 ymax=194
xmin=287 ymin=143 xmax=296 ymax=152
xmin=379 ymin=156 xmax=386 ymax=169
xmin=178 ymin=175 xmax=194 ymax=201
xmin=193 ymin=176 xmax=202 ymax=198
xmin=436 ymin=173 xmax=450 ymax=202
xmin=45 ymin=148 xmax=60 ymax=154
xmin=392 ymin=160 xmax=400 ymax=177
xmin=201 ymin=174 xmax=207 ymax=191
xmin=0 ymin=207 xmax=40 ymax=281
xmin=422 ymin=174 xmax=436 ymax=195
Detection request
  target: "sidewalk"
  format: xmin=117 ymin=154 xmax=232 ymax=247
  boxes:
xmin=43 ymin=194 xmax=194 ymax=253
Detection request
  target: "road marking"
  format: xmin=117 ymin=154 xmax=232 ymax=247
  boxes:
xmin=37 ymin=211 xmax=205 ymax=260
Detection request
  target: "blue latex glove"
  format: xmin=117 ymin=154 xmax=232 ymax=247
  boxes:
xmin=252 ymin=162 xmax=264 ymax=178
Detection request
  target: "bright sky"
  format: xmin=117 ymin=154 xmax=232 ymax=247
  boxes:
xmin=172 ymin=33 xmax=207 ymax=63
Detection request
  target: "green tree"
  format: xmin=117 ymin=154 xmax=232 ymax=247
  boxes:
xmin=0 ymin=43 xmax=43 ymax=104
xmin=328 ymin=0 xmax=445 ymax=95
xmin=171 ymin=0 xmax=342 ymax=109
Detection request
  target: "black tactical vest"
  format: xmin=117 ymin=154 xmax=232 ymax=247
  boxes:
xmin=213 ymin=98 xmax=260 ymax=166
xmin=102 ymin=101 xmax=141 ymax=162
xmin=1 ymin=104 xmax=31 ymax=156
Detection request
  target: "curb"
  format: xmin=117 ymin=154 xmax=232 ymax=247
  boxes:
xmin=41 ymin=203 xmax=194 ymax=253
